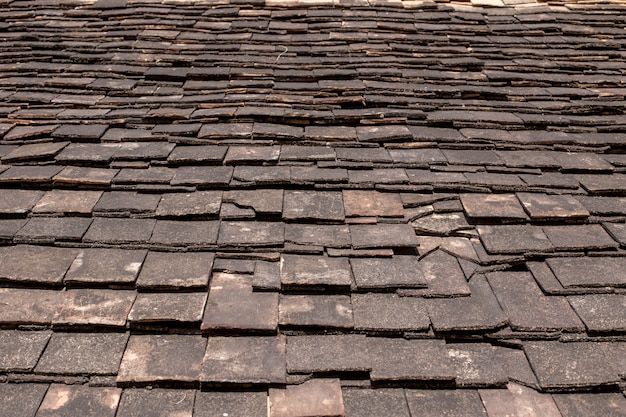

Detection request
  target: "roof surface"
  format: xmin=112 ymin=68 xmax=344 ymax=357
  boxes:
xmin=1 ymin=0 xmax=626 ymax=415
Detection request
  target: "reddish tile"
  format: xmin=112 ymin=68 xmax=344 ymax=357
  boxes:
xmin=270 ymin=379 xmax=344 ymax=417
xmin=343 ymin=190 xmax=404 ymax=218
xmin=36 ymin=385 xmax=121 ymax=417
xmin=53 ymin=289 xmax=136 ymax=328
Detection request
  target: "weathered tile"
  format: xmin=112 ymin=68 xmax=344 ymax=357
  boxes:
xmin=32 ymin=190 xmax=102 ymax=215
xmin=1 ymin=141 xmax=68 ymax=163
xmin=479 ymin=383 xmax=561 ymax=417
xmin=233 ymin=166 xmax=291 ymax=185
xmin=417 ymin=249 xmax=471 ymax=297
xmin=0 ymin=383 xmax=49 ymax=417
xmin=446 ymin=343 xmax=514 ymax=388
xmin=198 ymin=123 xmax=253 ymax=140
xmin=93 ymin=191 xmax=160 ymax=216
xmin=487 ymin=271 xmax=584 ymax=332
xmin=0 ymin=330 xmax=51 ymax=372
xmin=155 ymin=191 xmax=222 ymax=218
xmin=576 ymin=174 xmax=626 ymax=195
xmin=576 ymin=196 xmax=626 ymax=216
xmin=543 ymin=224 xmax=619 ymax=251
xmin=476 ymin=225 xmax=553 ymax=254
xmin=35 ymin=332 xmax=129 ymax=375
xmin=443 ymin=149 xmax=503 ymax=166
xmin=128 ymin=292 xmax=206 ymax=325
xmin=388 ymin=148 xmax=447 ymax=166
xmin=286 ymin=334 xmax=369 ymax=374
xmin=116 ymin=389 xmax=195 ymax=417
xmin=269 ymin=379 xmax=345 ymax=417
xmin=224 ymin=145 xmax=281 ymax=164
xmin=547 ymin=256 xmax=626 ymax=288
xmin=551 ymin=151 xmax=614 ymax=172
xmin=170 ymin=166 xmax=233 ymax=187
xmin=567 ymin=294 xmax=626 ymax=332
xmin=223 ymin=189 xmax=283 ymax=215
xmin=350 ymin=224 xmax=418 ymax=249
xmin=460 ymin=193 xmax=528 ymax=222
xmin=85 ymin=217 xmax=155 ymax=243
xmin=285 ymin=224 xmax=351 ymax=248
xmin=348 ymin=168 xmax=409 ymax=185
xmin=167 ymin=145 xmax=227 ymax=165
xmin=64 ymin=248 xmax=146 ymax=285
xmin=137 ymin=251 xmax=213 ymax=290
xmin=36 ymin=385 xmax=121 ymax=417
xmin=352 ymin=293 xmax=429 ymax=332
xmin=253 ymin=260 xmax=280 ymax=291
xmin=523 ymin=341 xmax=626 ymax=390
xmin=279 ymin=295 xmax=353 ymax=329
xmin=15 ymin=217 xmax=92 ymax=242
xmin=53 ymin=166 xmax=118 ymax=186
xmin=605 ymin=222 xmax=626 ymax=247
xmin=0 ymin=189 xmax=44 ymax=215
xmin=117 ymin=335 xmax=206 ymax=385
xmin=280 ymin=254 xmax=352 ymax=291
xmin=305 ymin=126 xmax=357 ymax=141
xmin=194 ymin=391 xmax=267 ymax=417
xmin=552 ymin=393 xmax=626 ymax=417
xmin=367 ymin=338 xmax=455 ymax=383
xmin=343 ymin=190 xmax=404 ymax=218
xmin=150 ymin=220 xmax=219 ymax=246
xmin=52 ymin=124 xmax=108 ymax=140
xmin=291 ymin=167 xmax=348 ymax=184
xmin=114 ymin=167 xmax=175 ymax=185
xmin=54 ymin=289 xmax=136 ymax=328
xmin=0 ymin=288 xmax=61 ymax=325
xmin=283 ymin=190 xmax=345 ymax=221
xmin=55 ymin=143 xmax=120 ymax=164
xmin=3 ymin=125 xmax=59 ymax=142
xmin=406 ymin=390 xmax=487 ymax=417
xmin=357 ymin=125 xmax=412 ymax=142
xmin=201 ymin=336 xmax=286 ymax=385
xmin=217 ymin=221 xmax=285 ymax=247
xmin=516 ymin=193 xmax=589 ymax=220
xmin=412 ymin=212 xmax=472 ymax=236
xmin=343 ymin=389 xmax=410 ymax=417
xmin=202 ymin=273 xmax=278 ymax=333
xmin=280 ymin=145 xmax=336 ymax=162
xmin=0 ymin=245 xmax=78 ymax=285
xmin=112 ymin=142 xmax=175 ymax=160
xmin=350 ymin=256 xmax=426 ymax=290
xmin=427 ymin=274 xmax=507 ymax=331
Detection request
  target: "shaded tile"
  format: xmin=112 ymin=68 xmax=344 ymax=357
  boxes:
xmin=0 ymin=330 xmax=51 ymax=372
xmin=253 ymin=260 xmax=281 ymax=291
xmin=547 ymin=257 xmax=626 ymax=288
xmin=283 ymin=190 xmax=344 ymax=222
xmin=0 ymin=383 xmax=49 ymax=417
xmin=576 ymin=196 xmax=626 ymax=216
xmin=202 ymin=273 xmax=278 ymax=334
xmin=137 ymin=252 xmax=214 ymax=290
xmin=222 ymin=189 xmax=283 ymax=215
xmin=114 ymin=167 xmax=174 ymax=185
xmin=305 ymin=125 xmax=357 ymax=141
xmin=0 ymin=189 xmax=44 ymax=215
xmin=93 ymin=192 xmax=160 ymax=216
xmin=476 ymin=225 xmax=553 ymax=254
xmin=286 ymin=334 xmax=370 ymax=374
xmin=388 ymin=148 xmax=447 ymax=166
xmin=35 ymin=332 xmax=129 ymax=375
xmin=567 ymin=294 xmax=626 ymax=332
xmin=83 ymin=218 xmax=156 ymax=244
xmin=217 ymin=221 xmax=285 ymax=247
xmin=417 ymin=249 xmax=471 ymax=297
xmin=350 ymin=256 xmax=426 ymax=290
xmin=460 ymin=193 xmax=528 ymax=222
xmin=357 ymin=125 xmax=412 ymax=142
xmin=523 ymin=341 xmax=626 ymax=390
xmin=516 ymin=193 xmax=589 ymax=220
xmin=15 ymin=217 xmax=92 ymax=242
xmin=155 ymin=191 xmax=222 ymax=218
xmin=150 ymin=220 xmax=219 ymax=246
xmin=201 ymin=336 xmax=286 ymax=385
xmin=543 ymin=224 xmax=618 ymax=251
xmin=53 ymin=289 xmax=136 ymax=328
xmin=551 ymin=152 xmax=614 ymax=172
xmin=352 ymin=293 xmax=429 ymax=332
xmin=406 ymin=390 xmax=487 ymax=417
xmin=343 ymin=190 xmax=404 ymax=218
xmin=32 ymin=190 xmax=102 ymax=215
xmin=285 ymin=224 xmax=351 ymax=248
xmin=55 ymin=143 xmax=120 ymax=164
xmin=0 ymin=288 xmax=61 ymax=325
xmin=269 ymin=379 xmax=344 ymax=417
xmin=479 ymin=383 xmax=561 ymax=417
xmin=487 ymin=271 xmax=584 ymax=332
xmin=350 ymin=224 xmax=418 ymax=249
xmin=64 ymin=248 xmax=146 ymax=285
xmin=349 ymin=168 xmax=409 ymax=185
xmin=343 ymin=389 xmax=410 ymax=417
xmin=427 ymin=274 xmax=507 ymax=332
xmin=605 ymin=222 xmax=626 ymax=247
xmin=0 ymin=245 xmax=78 ymax=285
xmin=367 ymin=338 xmax=455 ymax=383
xmin=291 ymin=167 xmax=348 ymax=184
xmin=116 ymin=389 xmax=195 ymax=417
xmin=170 ymin=166 xmax=233 ymax=187
xmin=36 ymin=385 xmax=121 ymax=417
xmin=443 ymin=149 xmax=503 ymax=166
xmin=128 ymin=292 xmax=206 ymax=325
xmin=224 ymin=145 xmax=281 ymax=164
xmin=280 ymin=254 xmax=352 ymax=291
xmin=167 ymin=145 xmax=227 ymax=165
xmin=552 ymin=393 xmax=626 ymax=417
xmin=198 ymin=123 xmax=253 ymax=140
xmin=280 ymin=145 xmax=335 ymax=162
xmin=576 ymin=174 xmax=626 ymax=195
xmin=194 ymin=391 xmax=267 ymax=417
xmin=279 ymin=295 xmax=353 ymax=329
xmin=117 ymin=335 xmax=206 ymax=385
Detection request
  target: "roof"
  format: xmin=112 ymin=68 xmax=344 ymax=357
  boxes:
xmin=1 ymin=0 xmax=626 ymax=415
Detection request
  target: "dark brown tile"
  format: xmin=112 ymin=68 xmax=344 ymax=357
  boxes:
xmin=406 ymin=390 xmax=487 ymax=417
xmin=0 ymin=330 xmax=51 ymax=372
xmin=352 ymin=293 xmax=430 ymax=332
xmin=0 ymin=245 xmax=78 ymax=285
xmin=116 ymin=389 xmax=195 ymax=417
xmin=0 ymin=383 xmax=49 ymax=417
xmin=194 ymin=391 xmax=267 ymax=417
